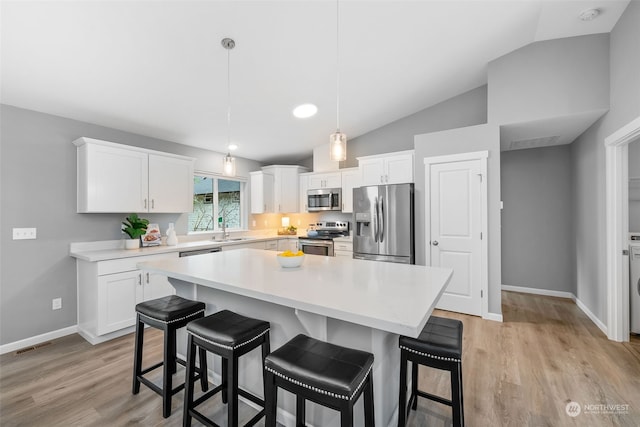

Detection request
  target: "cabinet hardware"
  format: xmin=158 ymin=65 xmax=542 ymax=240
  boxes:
xmin=151 ymin=199 xmax=155 ymax=209
xmin=138 ymin=274 xmax=142 ymax=286
xmin=146 ymin=272 xmax=150 ymax=283
xmin=144 ymin=199 xmax=147 ymax=209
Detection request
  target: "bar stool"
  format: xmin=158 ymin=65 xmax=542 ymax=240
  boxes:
xmin=264 ymin=334 xmax=375 ymax=427
xmin=398 ymin=316 xmax=464 ymax=427
xmin=183 ymin=309 xmax=271 ymax=427
xmin=132 ymin=295 xmax=208 ymax=418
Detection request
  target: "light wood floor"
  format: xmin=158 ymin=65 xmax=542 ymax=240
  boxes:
xmin=1 ymin=291 xmax=639 ymax=426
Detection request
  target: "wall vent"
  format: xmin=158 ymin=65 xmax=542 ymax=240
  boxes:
xmin=508 ymin=135 xmax=561 ymax=151
xmin=14 ymin=341 xmax=52 ymax=356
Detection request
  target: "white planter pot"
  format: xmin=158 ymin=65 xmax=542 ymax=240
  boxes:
xmin=125 ymin=239 xmax=140 ymax=250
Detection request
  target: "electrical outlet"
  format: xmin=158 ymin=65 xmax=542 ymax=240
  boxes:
xmin=52 ymin=298 xmax=62 ymax=310
xmin=252 ymin=220 xmax=256 ymax=227
xmin=13 ymin=228 xmax=37 ymax=240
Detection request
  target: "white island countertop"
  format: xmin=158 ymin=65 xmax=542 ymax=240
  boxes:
xmin=138 ymin=248 xmax=453 ymax=338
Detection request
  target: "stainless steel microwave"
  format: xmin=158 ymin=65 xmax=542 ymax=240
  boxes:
xmin=307 ymin=188 xmax=342 ymax=212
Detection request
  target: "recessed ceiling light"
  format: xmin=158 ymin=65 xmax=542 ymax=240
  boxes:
xmin=293 ymin=104 xmax=318 ymax=119
xmin=578 ymin=8 xmax=600 ymax=21
xmin=227 ymin=144 xmax=238 ymax=151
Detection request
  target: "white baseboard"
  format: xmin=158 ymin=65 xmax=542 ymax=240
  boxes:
xmin=574 ymin=297 xmax=608 ymax=336
xmin=483 ymin=312 xmax=503 ymax=322
xmin=501 ymin=284 xmax=576 ymax=300
xmin=0 ymin=325 xmax=78 ymax=355
xmin=501 ymin=285 xmax=608 ymax=336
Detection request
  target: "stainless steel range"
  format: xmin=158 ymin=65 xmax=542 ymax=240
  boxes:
xmin=298 ymin=221 xmax=349 ymax=257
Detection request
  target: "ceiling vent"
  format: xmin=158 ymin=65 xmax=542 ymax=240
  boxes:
xmin=508 ymin=135 xmax=561 ymax=151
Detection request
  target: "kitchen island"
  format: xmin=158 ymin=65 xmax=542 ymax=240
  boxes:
xmin=138 ymin=249 xmax=453 ymax=427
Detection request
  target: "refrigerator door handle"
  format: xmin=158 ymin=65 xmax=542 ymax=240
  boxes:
xmin=373 ymin=196 xmax=379 ymax=242
xmin=637 ymin=277 xmax=639 ymax=296
xmin=379 ymin=196 xmax=384 ymax=242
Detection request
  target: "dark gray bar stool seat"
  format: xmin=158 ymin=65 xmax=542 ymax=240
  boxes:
xmin=183 ymin=310 xmax=270 ymax=427
xmin=264 ymin=334 xmax=375 ymax=427
xmin=398 ymin=316 xmax=464 ymax=427
xmin=132 ymin=295 xmax=208 ymax=418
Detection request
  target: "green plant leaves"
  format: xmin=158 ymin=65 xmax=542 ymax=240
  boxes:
xmin=122 ymin=213 xmax=149 ymax=239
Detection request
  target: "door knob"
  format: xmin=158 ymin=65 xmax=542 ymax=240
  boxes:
xmin=432 ymin=240 xmax=439 ymax=246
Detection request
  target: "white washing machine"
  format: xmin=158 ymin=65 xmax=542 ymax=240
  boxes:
xmin=631 ymin=241 xmax=640 ymax=335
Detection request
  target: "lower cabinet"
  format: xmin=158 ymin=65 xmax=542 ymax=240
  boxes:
xmin=277 ymin=238 xmax=299 ymax=252
xmin=334 ymin=239 xmax=353 ymax=258
xmin=77 ymin=252 xmax=177 ymax=344
xmin=221 ymin=241 xmax=267 ymax=251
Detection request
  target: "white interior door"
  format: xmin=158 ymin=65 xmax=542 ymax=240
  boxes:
xmin=426 ymin=155 xmax=485 ymax=316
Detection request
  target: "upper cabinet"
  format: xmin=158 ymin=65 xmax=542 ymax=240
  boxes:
xmin=250 ymin=171 xmax=275 ymax=214
xmin=307 ymin=172 xmax=342 ymax=189
xmin=74 ymin=138 xmax=195 ymax=213
xmin=340 ymin=168 xmax=361 ymax=213
xmin=358 ymin=150 xmax=414 ymax=186
xmin=250 ymin=165 xmax=308 ymax=214
xmin=261 ymin=165 xmax=308 ymax=213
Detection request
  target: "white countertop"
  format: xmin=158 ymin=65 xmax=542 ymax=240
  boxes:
xmin=137 ymin=249 xmax=453 ymax=337
xmin=69 ymin=235 xmax=298 ymax=262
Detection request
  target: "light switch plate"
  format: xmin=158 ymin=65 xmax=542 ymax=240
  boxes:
xmin=13 ymin=228 xmax=37 ymax=240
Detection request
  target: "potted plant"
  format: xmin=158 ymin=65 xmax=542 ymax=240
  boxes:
xmin=122 ymin=213 xmax=149 ymax=249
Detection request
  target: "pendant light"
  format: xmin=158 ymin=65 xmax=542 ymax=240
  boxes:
xmin=222 ymin=37 xmax=236 ymax=177
xmin=329 ymin=0 xmax=347 ymax=162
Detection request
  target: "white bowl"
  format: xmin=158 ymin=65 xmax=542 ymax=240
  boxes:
xmin=277 ymin=253 xmax=305 ymax=268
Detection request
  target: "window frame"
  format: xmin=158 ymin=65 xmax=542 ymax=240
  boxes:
xmin=188 ymin=171 xmax=247 ymax=234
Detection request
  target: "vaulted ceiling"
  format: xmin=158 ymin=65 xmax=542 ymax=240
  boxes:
xmin=1 ymin=1 xmax=629 ymax=163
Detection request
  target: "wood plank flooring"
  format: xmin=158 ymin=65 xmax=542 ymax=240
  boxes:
xmin=1 ymin=291 xmax=639 ymax=426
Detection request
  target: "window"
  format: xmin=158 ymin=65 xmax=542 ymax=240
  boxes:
xmin=189 ymin=174 xmax=244 ymax=232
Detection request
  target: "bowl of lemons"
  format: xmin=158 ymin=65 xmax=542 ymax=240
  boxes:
xmin=277 ymin=250 xmax=305 ymax=268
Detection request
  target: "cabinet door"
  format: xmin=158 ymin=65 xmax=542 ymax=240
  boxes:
xmin=81 ymin=144 xmax=148 ymax=213
xmin=97 ymin=270 xmax=140 ymax=335
xmin=308 ymin=172 xmax=341 ymax=189
xmin=341 ymin=169 xmax=360 ymax=213
xmin=148 ymin=154 xmax=194 ymax=213
xmin=299 ymin=174 xmax=309 ymax=212
xmin=359 ymin=158 xmax=385 ymax=186
xmin=142 ymin=270 xmax=176 ymax=301
xmin=250 ymin=172 xmax=275 ymax=214
xmin=222 ymin=241 xmax=267 ymax=251
xmin=385 ymin=153 xmax=414 ymax=184
xmin=277 ymin=168 xmax=300 ymax=213
xmin=277 ymin=239 xmax=298 ymax=252
xmin=308 ymin=174 xmax=326 ymax=190
xmin=265 ymin=240 xmax=278 ymax=251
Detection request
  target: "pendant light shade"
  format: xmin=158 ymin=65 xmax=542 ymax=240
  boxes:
xmin=329 ymin=130 xmax=347 ymax=162
xmin=221 ymin=37 xmax=236 ymax=177
xmin=223 ymin=152 xmax=236 ymax=177
xmin=329 ymin=0 xmax=347 ymax=162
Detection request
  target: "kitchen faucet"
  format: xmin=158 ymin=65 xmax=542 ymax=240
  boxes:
xmin=221 ymin=216 xmax=229 ymax=239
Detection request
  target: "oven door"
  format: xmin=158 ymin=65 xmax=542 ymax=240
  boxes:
xmin=299 ymin=239 xmax=334 ymax=256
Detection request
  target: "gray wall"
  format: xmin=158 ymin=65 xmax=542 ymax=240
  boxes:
xmin=630 ymin=141 xmax=640 ymax=232
xmin=414 ymin=124 xmax=502 ymax=315
xmin=0 ymin=105 xmax=262 ymax=345
xmin=341 ymin=85 xmax=488 ymax=167
xmin=488 ymin=34 xmax=609 ymax=125
xmin=570 ymin=1 xmax=640 ymax=323
xmin=501 ymin=145 xmax=574 ymax=293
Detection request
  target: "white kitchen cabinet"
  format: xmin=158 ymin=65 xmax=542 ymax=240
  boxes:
xmin=340 ymin=168 xmax=361 ymax=213
xmin=265 ymin=240 xmax=279 ymax=251
xmin=307 ymin=172 xmax=342 ymax=190
xmin=277 ymin=239 xmax=299 ymax=252
xmin=358 ymin=150 xmax=414 ymax=186
xmin=74 ymin=137 xmax=195 ymax=213
xmin=262 ymin=165 xmax=308 ymax=213
xmin=250 ymin=171 xmax=275 ymax=214
xmin=334 ymin=239 xmax=353 ymax=258
xmin=299 ymin=173 xmax=310 ymax=212
xmin=221 ymin=241 xmax=267 ymax=251
xmin=77 ymin=252 xmax=177 ymax=344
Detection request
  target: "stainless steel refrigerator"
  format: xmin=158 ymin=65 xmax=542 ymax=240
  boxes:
xmin=353 ymin=183 xmax=414 ymax=264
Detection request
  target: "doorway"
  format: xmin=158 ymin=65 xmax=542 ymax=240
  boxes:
xmin=424 ymin=151 xmax=488 ymax=317
xmin=606 ymin=116 xmax=640 ymax=342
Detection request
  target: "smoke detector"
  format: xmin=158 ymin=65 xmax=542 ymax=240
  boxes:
xmin=578 ymin=8 xmax=600 ymax=21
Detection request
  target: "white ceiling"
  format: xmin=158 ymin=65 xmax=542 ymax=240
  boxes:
xmin=0 ymin=0 xmax=629 ymax=163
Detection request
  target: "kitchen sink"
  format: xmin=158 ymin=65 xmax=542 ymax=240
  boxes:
xmin=216 ymin=237 xmax=253 ymax=242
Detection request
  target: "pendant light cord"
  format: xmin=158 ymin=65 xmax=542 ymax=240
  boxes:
xmin=336 ymin=0 xmax=340 ymax=132
xmin=226 ymin=44 xmax=231 ymax=149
